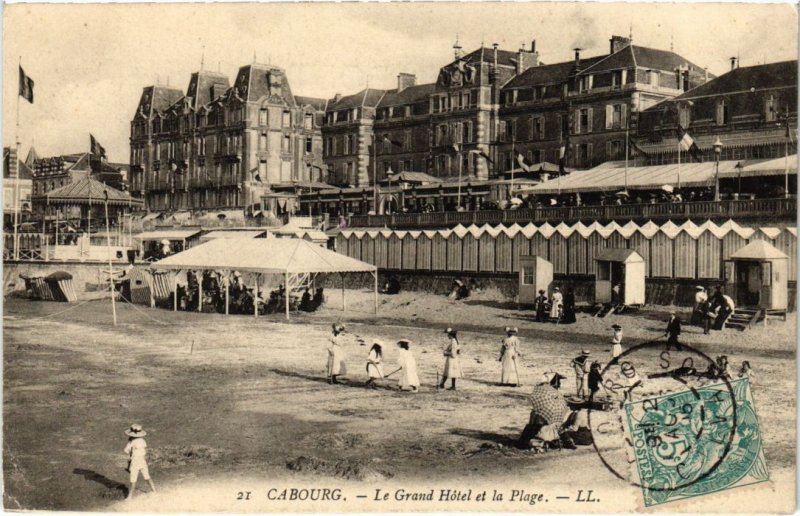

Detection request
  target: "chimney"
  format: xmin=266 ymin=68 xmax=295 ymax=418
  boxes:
xmin=531 ymin=39 xmax=536 ymax=54
xmin=675 ymin=66 xmax=684 ymax=91
xmin=730 ymin=57 xmax=737 ymax=70
xmin=493 ymin=43 xmax=499 ymax=68
xmin=453 ymin=35 xmax=463 ymax=60
xmin=609 ymin=35 xmax=632 ymax=54
xmin=397 ymin=73 xmax=416 ymax=93
xmin=334 ymin=93 xmax=342 ymax=103
xmin=574 ymin=48 xmax=582 ymax=70
xmin=704 ymin=67 xmax=709 ymax=81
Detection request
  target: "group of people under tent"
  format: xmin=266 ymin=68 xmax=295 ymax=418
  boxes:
xmin=170 ymin=270 xmax=325 ymax=315
xmin=326 ymin=324 xmax=526 ymax=391
xmin=532 ymin=286 xmax=576 ymax=324
xmin=690 ymin=285 xmax=737 ymax=333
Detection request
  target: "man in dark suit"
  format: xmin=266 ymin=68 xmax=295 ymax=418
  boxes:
xmin=664 ymin=312 xmax=682 ymax=351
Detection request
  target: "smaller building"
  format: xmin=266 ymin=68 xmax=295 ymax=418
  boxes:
xmin=3 ymin=147 xmax=33 ymax=228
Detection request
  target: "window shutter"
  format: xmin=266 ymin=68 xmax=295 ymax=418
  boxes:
xmin=587 ymin=143 xmax=593 ymax=165
xmin=605 ymin=105 xmax=614 ymax=129
xmin=541 ymin=116 xmax=546 ymax=139
xmin=573 ymin=110 xmax=580 ymax=135
xmin=621 ymin=69 xmax=628 ymax=84
xmin=621 ymin=104 xmax=628 ymax=128
xmin=587 ymin=108 xmax=594 ymax=133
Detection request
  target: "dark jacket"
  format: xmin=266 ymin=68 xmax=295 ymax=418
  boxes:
xmin=666 ymin=316 xmax=682 ymax=336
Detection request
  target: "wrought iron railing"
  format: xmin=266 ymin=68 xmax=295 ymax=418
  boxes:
xmin=348 ymin=197 xmax=797 ymax=228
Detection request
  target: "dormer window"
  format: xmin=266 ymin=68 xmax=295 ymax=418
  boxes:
xmin=765 ymin=95 xmax=777 ymax=122
xmin=716 ymin=99 xmax=729 ymax=126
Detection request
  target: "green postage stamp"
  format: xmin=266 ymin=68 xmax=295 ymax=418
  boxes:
xmin=623 ymin=378 xmax=768 ymax=507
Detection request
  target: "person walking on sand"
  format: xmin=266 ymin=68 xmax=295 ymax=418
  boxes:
xmin=365 ymin=340 xmax=384 ymax=389
xmin=611 ymin=324 xmax=623 ymax=360
xmin=438 ymin=328 xmax=463 ymax=390
xmin=550 ymin=287 xmax=563 ymax=322
xmin=327 ymin=323 xmax=347 ymax=384
xmin=571 ymin=350 xmax=591 ymax=398
xmin=533 ymin=290 xmax=548 ymax=322
xmin=499 ymin=327 xmax=522 ymax=386
xmin=396 ymin=340 xmax=419 ymax=392
xmin=664 ymin=312 xmax=682 ymax=351
xmin=124 ymin=424 xmax=156 ymax=499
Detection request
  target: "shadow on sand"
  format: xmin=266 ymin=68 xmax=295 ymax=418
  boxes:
xmin=72 ymin=468 xmax=128 ymax=498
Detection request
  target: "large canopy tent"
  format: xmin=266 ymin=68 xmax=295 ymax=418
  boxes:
xmin=151 ymin=237 xmax=378 ymax=319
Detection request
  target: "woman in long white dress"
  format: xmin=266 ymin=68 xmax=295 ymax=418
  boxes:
xmin=396 ymin=340 xmax=419 ymax=392
xmin=550 ymin=287 xmax=563 ymax=321
xmin=365 ymin=341 xmax=384 ymax=389
xmin=611 ymin=324 xmax=623 ymax=360
xmin=438 ymin=328 xmax=463 ymax=390
xmin=327 ymin=323 xmax=347 ymax=384
xmin=499 ymin=327 xmax=521 ymax=386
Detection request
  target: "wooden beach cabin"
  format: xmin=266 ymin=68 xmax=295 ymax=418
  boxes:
xmin=594 ymin=249 xmax=646 ymax=307
xmin=518 ymin=255 xmax=553 ymax=306
xmin=726 ymin=240 xmax=789 ymax=312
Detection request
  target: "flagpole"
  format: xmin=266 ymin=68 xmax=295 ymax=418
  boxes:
xmin=14 ymin=56 xmax=22 ymax=260
xmin=457 ymin=148 xmax=462 ymax=209
xmin=677 ymin=138 xmax=681 ymax=190
xmin=510 ymin=139 xmax=515 ymax=200
xmin=104 ymin=192 xmax=117 ymax=326
xmin=624 ymin=119 xmax=629 ymax=193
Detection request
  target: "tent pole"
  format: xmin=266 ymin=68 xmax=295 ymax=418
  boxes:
xmin=285 ymin=271 xmax=290 ymax=320
xmin=341 ymin=273 xmax=346 ymax=311
xmin=149 ymin=271 xmax=155 ymax=308
xmin=173 ymin=270 xmax=178 ymax=312
xmin=197 ymin=271 xmax=203 ymax=312
xmin=373 ymin=270 xmax=378 ymax=314
xmin=254 ymin=273 xmax=259 ymax=318
xmin=225 ymin=280 xmax=229 ymax=315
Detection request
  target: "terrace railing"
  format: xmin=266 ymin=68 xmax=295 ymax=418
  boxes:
xmin=348 ymin=197 xmax=797 ymax=228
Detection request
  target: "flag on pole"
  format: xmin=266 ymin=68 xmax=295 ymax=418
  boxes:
xmin=677 ymin=126 xmax=702 ymax=162
xmin=90 ymin=134 xmax=107 ymax=159
xmin=516 ymin=153 xmax=531 ymax=172
xmin=19 ymin=66 xmax=34 ymax=103
xmin=469 ymin=149 xmax=493 ymax=164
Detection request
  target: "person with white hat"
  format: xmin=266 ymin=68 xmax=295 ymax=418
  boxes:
xmin=438 ymin=328 xmax=463 ymax=390
xmin=159 ymin=239 xmax=171 ymax=259
xmin=571 ymin=350 xmax=592 ymax=398
xmin=327 ymin=323 xmax=348 ymax=384
xmin=499 ymin=327 xmax=522 ymax=386
xmin=549 ymin=287 xmax=563 ymax=321
xmin=365 ymin=340 xmax=384 ymax=389
xmin=610 ymin=324 xmax=623 ymax=359
xmin=123 ymin=424 xmax=156 ymax=499
xmin=691 ymin=286 xmax=708 ymax=325
xmin=395 ymin=340 xmax=420 ymax=392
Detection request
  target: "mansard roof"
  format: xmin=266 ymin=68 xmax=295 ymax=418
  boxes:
xmin=378 ymin=83 xmax=437 ymax=107
xmin=658 ymin=60 xmax=797 ymax=104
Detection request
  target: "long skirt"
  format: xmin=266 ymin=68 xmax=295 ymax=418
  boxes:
xmin=327 ymin=347 xmax=347 ymax=376
xmin=713 ymin=307 xmax=733 ymax=330
xmin=500 ymin=354 xmax=517 ymax=384
xmin=399 ymin=360 xmax=420 ymax=389
xmin=442 ymin=355 xmax=463 ymax=379
xmin=366 ymin=362 xmax=384 ymax=379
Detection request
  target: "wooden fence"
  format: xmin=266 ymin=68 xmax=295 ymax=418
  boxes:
xmin=337 ymin=220 xmax=797 ymax=281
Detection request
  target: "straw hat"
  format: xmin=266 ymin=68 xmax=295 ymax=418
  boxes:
xmin=444 ymin=327 xmax=457 ymax=335
xmin=580 ymin=349 xmax=591 ymax=356
xmin=538 ymin=289 xmax=545 ymax=294
xmin=233 ymin=271 xmax=242 ymax=277
xmin=554 ymin=287 xmax=560 ymax=291
xmin=695 ymin=285 xmax=705 ymax=291
xmin=611 ymin=324 xmax=622 ymax=330
xmin=505 ymin=326 xmax=518 ymax=334
xmin=160 ymin=239 xmax=170 ymax=245
xmin=125 ymin=424 xmax=147 ymax=438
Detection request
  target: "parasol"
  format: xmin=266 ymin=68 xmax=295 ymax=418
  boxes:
xmin=510 ymin=197 xmax=523 ymax=206
xmin=615 ymin=190 xmax=630 ymax=197
xmin=529 ymin=383 xmax=570 ymax=425
xmin=661 ymin=184 xmax=674 ymax=193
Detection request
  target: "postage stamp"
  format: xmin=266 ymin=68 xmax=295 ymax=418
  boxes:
xmin=622 ymin=378 xmax=768 ymax=507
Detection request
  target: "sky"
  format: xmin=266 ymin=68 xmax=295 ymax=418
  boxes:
xmin=3 ymin=2 xmax=797 ymax=163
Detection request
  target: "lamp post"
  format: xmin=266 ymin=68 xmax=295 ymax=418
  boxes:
xmin=713 ymin=136 xmax=723 ymax=201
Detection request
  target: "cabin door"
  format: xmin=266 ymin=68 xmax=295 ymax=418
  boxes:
xmin=735 ymin=260 xmax=762 ymax=308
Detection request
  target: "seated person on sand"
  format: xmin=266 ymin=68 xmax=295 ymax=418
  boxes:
xmin=380 ymin=275 xmax=401 ymax=295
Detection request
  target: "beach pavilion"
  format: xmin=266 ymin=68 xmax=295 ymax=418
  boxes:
xmin=150 ymin=237 xmax=378 ymax=319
